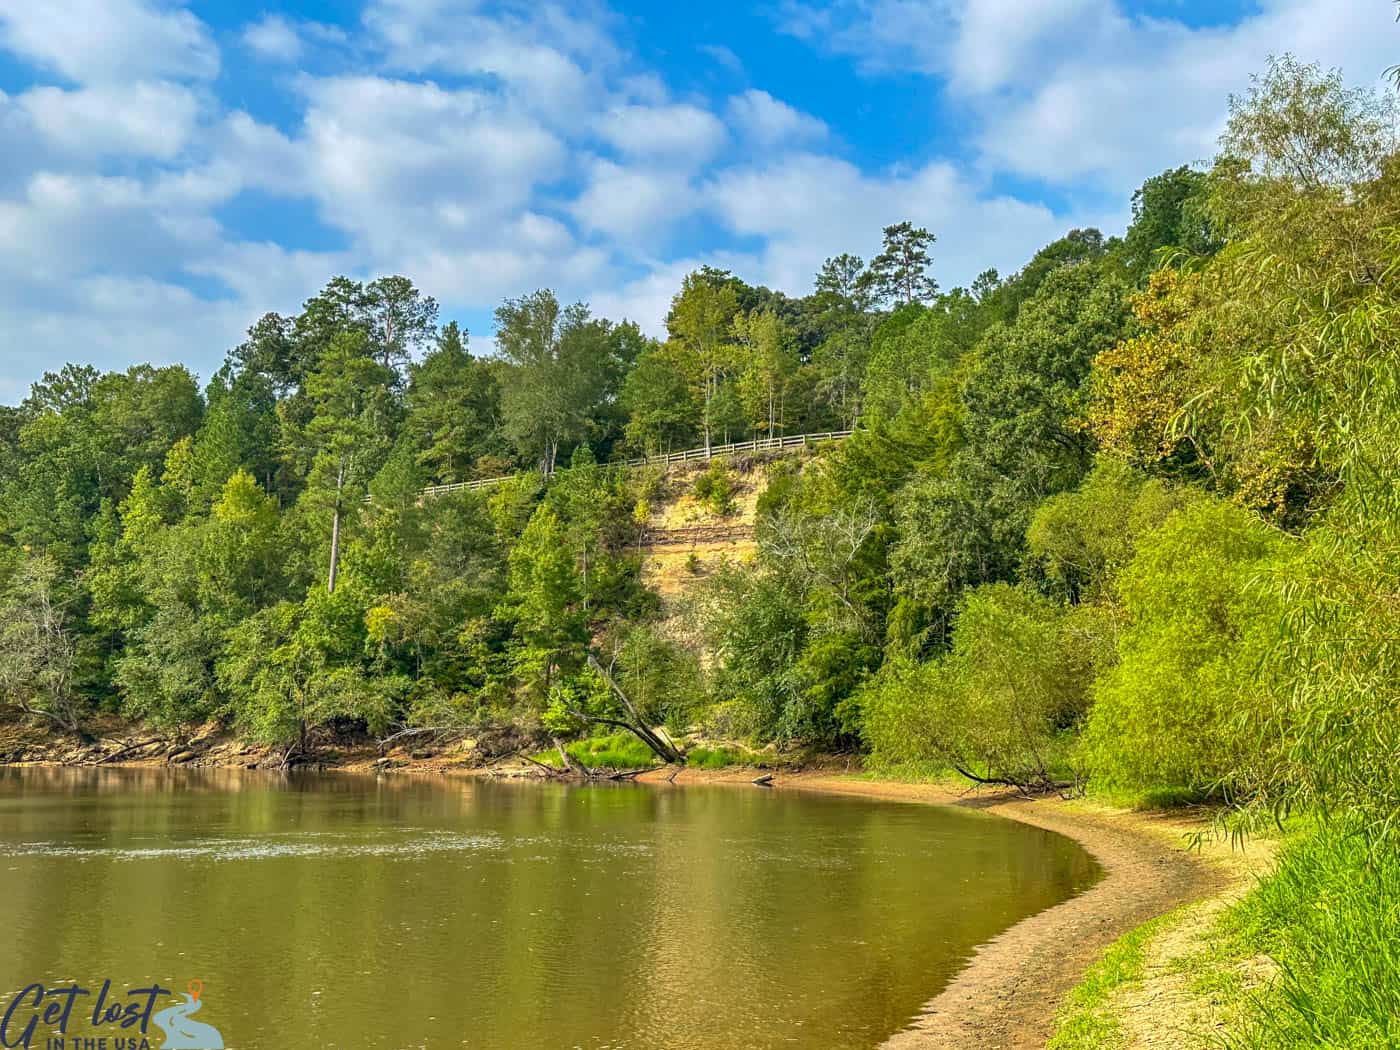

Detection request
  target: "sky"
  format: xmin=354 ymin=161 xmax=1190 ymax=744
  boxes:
xmin=0 ymin=0 xmax=1395 ymax=402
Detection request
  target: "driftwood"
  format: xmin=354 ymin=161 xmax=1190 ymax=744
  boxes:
xmin=376 ymin=725 xmax=471 ymax=753
xmin=752 ymin=773 xmax=774 ymax=787
xmin=951 ymin=763 xmax=1074 ymax=798
xmin=96 ymin=738 xmax=167 ymax=765
xmin=518 ymin=751 xmax=572 ymax=779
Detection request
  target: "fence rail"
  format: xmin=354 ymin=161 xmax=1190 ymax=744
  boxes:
xmin=398 ymin=430 xmax=855 ymax=502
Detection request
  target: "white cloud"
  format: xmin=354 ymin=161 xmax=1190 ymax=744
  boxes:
xmin=363 ymin=0 xmax=614 ymax=118
xmin=596 ymin=102 xmax=728 ymax=164
xmin=704 ymin=152 xmax=1103 ymax=293
xmin=243 ymin=14 xmax=303 ymax=63
xmin=0 ymin=0 xmax=218 ymax=84
xmin=18 ymin=0 xmax=1374 ymax=401
xmin=782 ymin=0 xmax=1398 ymax=186
xmin=297 ymin=76 xmax=567 ymax=259
xmin=19 ymin=81 xmax=200 ymax=159
xmin=726 ymin=89 xmax=827 ymax=146
xmin=571 ymin=159 xmax=695 ymax=243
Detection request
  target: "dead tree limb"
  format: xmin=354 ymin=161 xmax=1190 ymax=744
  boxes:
xmin=585 ymin=654 xmax=685 ymax=765
xmin=96 ymin=738 xmax=167 ymax=765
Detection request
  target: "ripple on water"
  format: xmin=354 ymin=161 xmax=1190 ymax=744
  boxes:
xmin=0 ymin=830 xmax=502 ymax=861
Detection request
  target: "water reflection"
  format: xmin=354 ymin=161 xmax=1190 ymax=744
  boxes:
xmin=0 ymin=768 xmax=1099 ymax=1049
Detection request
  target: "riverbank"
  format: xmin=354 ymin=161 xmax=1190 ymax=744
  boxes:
xmin=634 ymin=768 xmax=1274 ymax=1050
xmin=1 ymin=726 xmax=1273 ymax=1048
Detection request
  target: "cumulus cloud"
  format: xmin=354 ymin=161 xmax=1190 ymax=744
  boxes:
xmin=571 ymin=159 xmax=696 ymax=243
xmin=7 ymin=0 xmax=1387 ymax=400
xmin=781 ymin=0 xmax=1396 ymax=186
xmin=703 ymin=152 xmax=1098 ymax=294
xmin=19 ymin=81 xmax=200 ymax=159
xmin=243 ymin=14 xmax=304 ymax=63
xmin=726 ymin=89 xmax=827 ymax=146
xmin=297 ymin=75 xmax=567 ymax=260
xmin=0 ymin=0 xmax=218 ymax=84
xmin=596 ymin=102 xmax=728 ymax=164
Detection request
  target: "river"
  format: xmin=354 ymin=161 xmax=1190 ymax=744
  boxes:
xmin=0 ymin=768 xmax=1099 ymax=1049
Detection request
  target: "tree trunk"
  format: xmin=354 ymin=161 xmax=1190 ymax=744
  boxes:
xmin=585 ymin=654 xmax=684 ymax=765
xmin=327 ymin=459 xmax=345 ymax=594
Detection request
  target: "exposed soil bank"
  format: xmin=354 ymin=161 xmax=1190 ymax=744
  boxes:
xmin=635 ymin=768 xmax=1265 ymax=1050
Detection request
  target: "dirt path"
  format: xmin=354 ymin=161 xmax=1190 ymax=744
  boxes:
xmin=641 ymin=770 xmax=1257 ymax=1050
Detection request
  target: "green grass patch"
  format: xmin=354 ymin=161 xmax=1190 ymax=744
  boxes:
xmin=1217 ymin=821 xmax=1400 ymax=1049
xmin=1087 ymin=783 xmax=1215 ymax=810
xmin=1047 ymin=908 xmax=1185 ymax=1050
xmin=532 ymin=732 xmax=659 ymax=771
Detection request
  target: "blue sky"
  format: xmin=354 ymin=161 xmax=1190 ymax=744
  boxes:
xmin=0 ymin=0 xmax=1394 ymax=402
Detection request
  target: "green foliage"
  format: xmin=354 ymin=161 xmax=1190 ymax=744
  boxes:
xmin=1120 ymin=165 xmax=1220 ymax=281
xmin=0 ymin=555 xmax=84 ymax=730
xmin=692 ymin=460 xmax=736 ymax=515
xmin=863 ymin=584 xmax=1102 ymax=787
xmin=1082 ymin=498 xmax=1285 ymax=796
xmin=500 ymin=504 xmax=587 ymax=700
xmin=1026 ymin=457 xmax=1185 ymax=603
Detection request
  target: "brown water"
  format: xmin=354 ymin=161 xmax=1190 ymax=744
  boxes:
xmin=0 ymin=768 xmax=1099 ymax=1049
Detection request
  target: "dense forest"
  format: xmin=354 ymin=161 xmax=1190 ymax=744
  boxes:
xmin=3 ymin=55 xmax=1400 ymax=1042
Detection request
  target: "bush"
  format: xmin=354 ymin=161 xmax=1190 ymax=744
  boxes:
xmin=693 ymin=460 xmax=736 ymax=515
xmin=1081 ymin=497 xmax=1285 ymax=797
xmin=862 ymin=583 xmax=1104 ymax=789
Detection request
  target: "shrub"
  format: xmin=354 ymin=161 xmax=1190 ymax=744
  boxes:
xmin=693 ymin=460 xmax=736 ymax=515
xmin=862 ymin=583 xmax=1104 ymax=789
xmin=1081 ymin=497 xmax=1285 ymax=797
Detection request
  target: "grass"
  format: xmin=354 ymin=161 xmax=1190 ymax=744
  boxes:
xmin=1051 ymin=817 xmax=1400 ymax=1050
xmin=1046 ymin=908 xmax=1185 ymax=1050
xmin=534 ymin=735 xmax=769 ymax=772
xmin=534 ymin=732 xmax=659 ymax=771
xmin=1087 ymin=783 xmax=1215 ymax=810
xmin=1218 ymin=821 xmax=1400 ymax=1049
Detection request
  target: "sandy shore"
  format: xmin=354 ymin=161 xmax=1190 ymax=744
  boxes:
xmin=636 ymin=767 xmax=1266 ymax=1050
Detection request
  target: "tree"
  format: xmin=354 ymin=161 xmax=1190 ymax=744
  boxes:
xmin=620 ymin=343 xmax=697 ymax=454
xmin=860 ymin=222 xmax=938 ymax=306
xmin=363 ymin=275 xmax=439 ymax=374
xmin=405 ymin=322 xmax=501 ymax=483
xmin=494 ymin=291 xmax=620 ymax=473
xmin=500 ymin=505 xmax=587 ymax=699
xmin=862 ymin=583 xmax=1102 ymax=790
xmin=732 ymin=307 xmax=797 ymax=439
xmin=1121 ymin=166 xmax=1220 ymax=280
xmin=297 ymin=331 xmax=396 ymax=594
xmin=814 ymin=253 xmax=870 ymax=312
xmin=0 ymin=556 xmax=82 ymax=730
xmin=1082 ymin=498 xmax=1284 ymax=795
xmin=667 ymin=271 xmax=741 ymax=454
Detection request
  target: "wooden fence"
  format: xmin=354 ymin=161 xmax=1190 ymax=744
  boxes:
xmin=402 ymin=430 xmax=855 ymax=502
